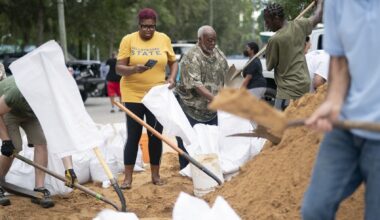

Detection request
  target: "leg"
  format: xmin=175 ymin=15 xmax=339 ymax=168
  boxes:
xmin=107 ymin=81 xmax=116 ymax=112
xmin=248 ymin=87 xmax=266 ymax=99
xmin=144 ymin=106 xmax=164 ymax=185
xmin=359 ymin=137 xmax=380 ymax=219
xmin=122 ymin=102 xmax=144 ymax=189
xmin=301 ymin=129 xmax=363 ymax=220
xmin=33 ymin=144 xmax=48 ymax=188
xmin=274 ymin=98 xmax=290 ymax=111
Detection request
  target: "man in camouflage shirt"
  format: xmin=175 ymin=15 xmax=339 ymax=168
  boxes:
xmin=175 ymin=25 xmax=228 ymax=169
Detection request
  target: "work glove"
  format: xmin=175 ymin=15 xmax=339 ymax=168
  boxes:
xmin=64 ymin=169 xmax=77 ymax=188
xmin=1 ymin=140 xmax=15 ymax=157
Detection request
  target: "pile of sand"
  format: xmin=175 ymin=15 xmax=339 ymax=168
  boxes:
xmin=206 ymin=86 xmax=364 ymax=219
xmin=0 ymin=86 xmax=364 ymax=219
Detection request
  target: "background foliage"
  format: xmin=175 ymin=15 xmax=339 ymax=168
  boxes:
xmin=0 ymin=0 xmax=312 ymax=60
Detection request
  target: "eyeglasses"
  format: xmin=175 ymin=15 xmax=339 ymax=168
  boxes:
xmin=140 ymin=24 xmax=156 ymax=30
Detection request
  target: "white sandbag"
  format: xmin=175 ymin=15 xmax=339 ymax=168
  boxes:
xmin=10 ymin=40 xmax=102 ymax=158
xmin=72 ymin=151 xmax=92 ymax=184
xmin=90 ymin=148 xmax=119 ymax=182
xmin=5 ymin=144 xmax=35 ymax=191
xmin=94 ymin=209 xmax=139 ymax=220
xmin=172 ymin=192 xmax=240 ymax=220
xmin=142 ymin=84 xmax=198 ymax=150
xmin=97 ymin=123 xmax=144 ymax=173
xmin=217 ymin=111 xmax=265 ymax=174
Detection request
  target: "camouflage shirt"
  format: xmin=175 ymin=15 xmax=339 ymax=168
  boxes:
xmin=175 ymin=44 xmax=228 ymax=122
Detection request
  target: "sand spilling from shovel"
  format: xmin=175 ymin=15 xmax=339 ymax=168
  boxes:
xmin=205 ymin=85 xmax=364 ymax=219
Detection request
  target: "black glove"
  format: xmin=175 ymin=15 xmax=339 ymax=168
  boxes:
xmin=1 ymin=140 xmax=15 ymax=157
xmin=65 ymin=169 xmax=77 ymax=188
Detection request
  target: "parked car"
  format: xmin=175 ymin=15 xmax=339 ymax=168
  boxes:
xmin=172 ymin=43 xmax=195 ymax=61
xmin=66 ymin=60 xmax=106 ymax=102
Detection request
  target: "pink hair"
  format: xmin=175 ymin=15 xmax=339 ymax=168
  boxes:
xmin=138 ymin=8 xmax=157 ymax=22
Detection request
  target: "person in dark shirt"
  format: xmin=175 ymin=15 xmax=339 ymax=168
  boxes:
xmin=106 ymin=52 xmax=122 ymax=113
xmin=241 ymin=41 xmax=267 ymax=98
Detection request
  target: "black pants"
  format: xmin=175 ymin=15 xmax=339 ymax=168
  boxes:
xmin=176 ymin=112 xmax=218 ymax=170
xmin=124 ymin=102 xmax=163 ymax=165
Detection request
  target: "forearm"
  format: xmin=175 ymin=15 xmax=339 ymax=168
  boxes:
xmin=310 ymin=0 xmax=323 ymax=27
xmin=116 ymin=65 xmax=136 ymax=77
xmin=62 ymin=156 xmax=73 ymax=170
xmin=195 ymin=86 xmax=214 ymax=102
xmin=241 ymin=75 xmax=252 ymax=89
xmin=325 ymin=56 xmax=349 ymax=106
xmin=0 ymin=117 xmax=10 ymax=140
xmin=167 ymin=61 xmax=178 ymax=81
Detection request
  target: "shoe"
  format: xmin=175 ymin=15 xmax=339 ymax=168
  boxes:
xmin=151 ymin=165 xmax=165 ymax=186
xmin=31 ymin=187 xmax=55 ymax=208
xmin=120 ymin=182 xmax=132 ymax=190
xmin=120 ymin=165 xmax=134 ymax=190
xmin=110 ymin=109 xmax=115 ymax=113
xmin=0 ymin=187 xmax=11 ymax=206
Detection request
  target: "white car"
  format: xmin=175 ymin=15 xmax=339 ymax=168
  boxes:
xmin=172 ymin=43 xmax=195 ymax=61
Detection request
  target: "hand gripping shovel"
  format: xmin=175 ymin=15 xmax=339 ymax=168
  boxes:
xmin=8 ymin=154 xmax=122 ymax=211
xmin=114 ymin=102 xmax=223 ymax=186
xmin=209 ymin=88 xmax=380 ymax=144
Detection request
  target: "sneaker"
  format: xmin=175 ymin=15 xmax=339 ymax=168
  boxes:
xmin=31 ymin=187 xmax=55 ymax=208
xmin=0 ymin=187 xmax=10 ymax=206
xmin=110 ymin=109 xmax=115 ymax=113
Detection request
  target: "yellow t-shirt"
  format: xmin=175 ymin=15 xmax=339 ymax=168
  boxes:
xmin=117 ymin=31 xmax=176 ymax=102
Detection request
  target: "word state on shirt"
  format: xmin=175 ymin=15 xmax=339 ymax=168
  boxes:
xmin=131 ymin=47 xmax=162 ymax=56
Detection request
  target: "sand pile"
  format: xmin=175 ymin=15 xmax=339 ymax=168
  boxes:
xmin=205 ymin=85 xmax=365 ymax=219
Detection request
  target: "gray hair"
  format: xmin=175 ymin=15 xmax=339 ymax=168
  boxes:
xmin=197 ymin=25 xmax=215 ymax=38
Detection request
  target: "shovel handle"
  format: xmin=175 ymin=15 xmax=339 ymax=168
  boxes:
xmin=93 ymin=147 xmax=127 ymax=212
xmin=13 ymin=154 xmax=120 ymax=211
xmin=114 ymin=101 xmax=223 ymax=185
xmin=334 ymin=121 xmax=380 ymax=132
xmin=288 ymin=119 xmax=380 ymax=132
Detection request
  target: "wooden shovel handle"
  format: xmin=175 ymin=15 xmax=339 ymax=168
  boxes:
xmin=114 ymin=101 xmax=223 ymax=185
xmin=288 ymin=119 xmax=380 ymax=132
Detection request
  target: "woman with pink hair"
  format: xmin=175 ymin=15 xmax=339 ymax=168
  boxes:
xmin=116 ymin=8 xmax=178 ymax=189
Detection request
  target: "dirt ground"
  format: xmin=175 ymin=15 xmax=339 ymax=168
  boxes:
xmin=0 ymin=86 xmax=365 ymax=219
xmin=0 ymin=153 xmax=193 ymax=220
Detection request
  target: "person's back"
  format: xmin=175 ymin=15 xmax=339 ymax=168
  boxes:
xmin=106 ymin=57 xmax=121 ymax=82
xmin=266 ymin=18 xmax=312 ymax=99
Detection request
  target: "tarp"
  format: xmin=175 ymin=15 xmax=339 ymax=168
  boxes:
xmin=9 ymin=40 xmax=102 ymax=158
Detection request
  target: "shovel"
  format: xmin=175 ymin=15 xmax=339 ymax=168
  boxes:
xmin=11 ymin=154 xmax=121 ymax=211
xmin=114 ymin=101 xmax=223 ymax=186
xmin=208 ymin=88 xmax=380 ymax=144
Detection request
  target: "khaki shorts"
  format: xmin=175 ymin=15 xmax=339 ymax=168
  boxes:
xmin=4 ymin=113 xmax=46 ymax=152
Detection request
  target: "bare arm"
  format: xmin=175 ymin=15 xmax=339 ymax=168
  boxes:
xmin=166 ymin=60 xmax=179 ymax=89
xmin=309 ymin=0 xmax=324 ymax=27
xmin=306 ymin=56 xmax=350 ymax=131
xmin=240 ymin=75 xmax=252 ymax=89
xmin=116 ymin=58 xmax=149 ymax=77
xmin=0 ymin=96 xmax=11 ymax=140
xmin=195 ymin=86 xmax=214 ymax=102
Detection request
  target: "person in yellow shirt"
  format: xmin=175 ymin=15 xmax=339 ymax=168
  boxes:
xmin=116 ymin=8 xmax=178 ymax=189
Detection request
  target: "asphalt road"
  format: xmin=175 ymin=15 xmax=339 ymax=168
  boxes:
xmin=84 ymin=97 xmax=125 ymax=124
